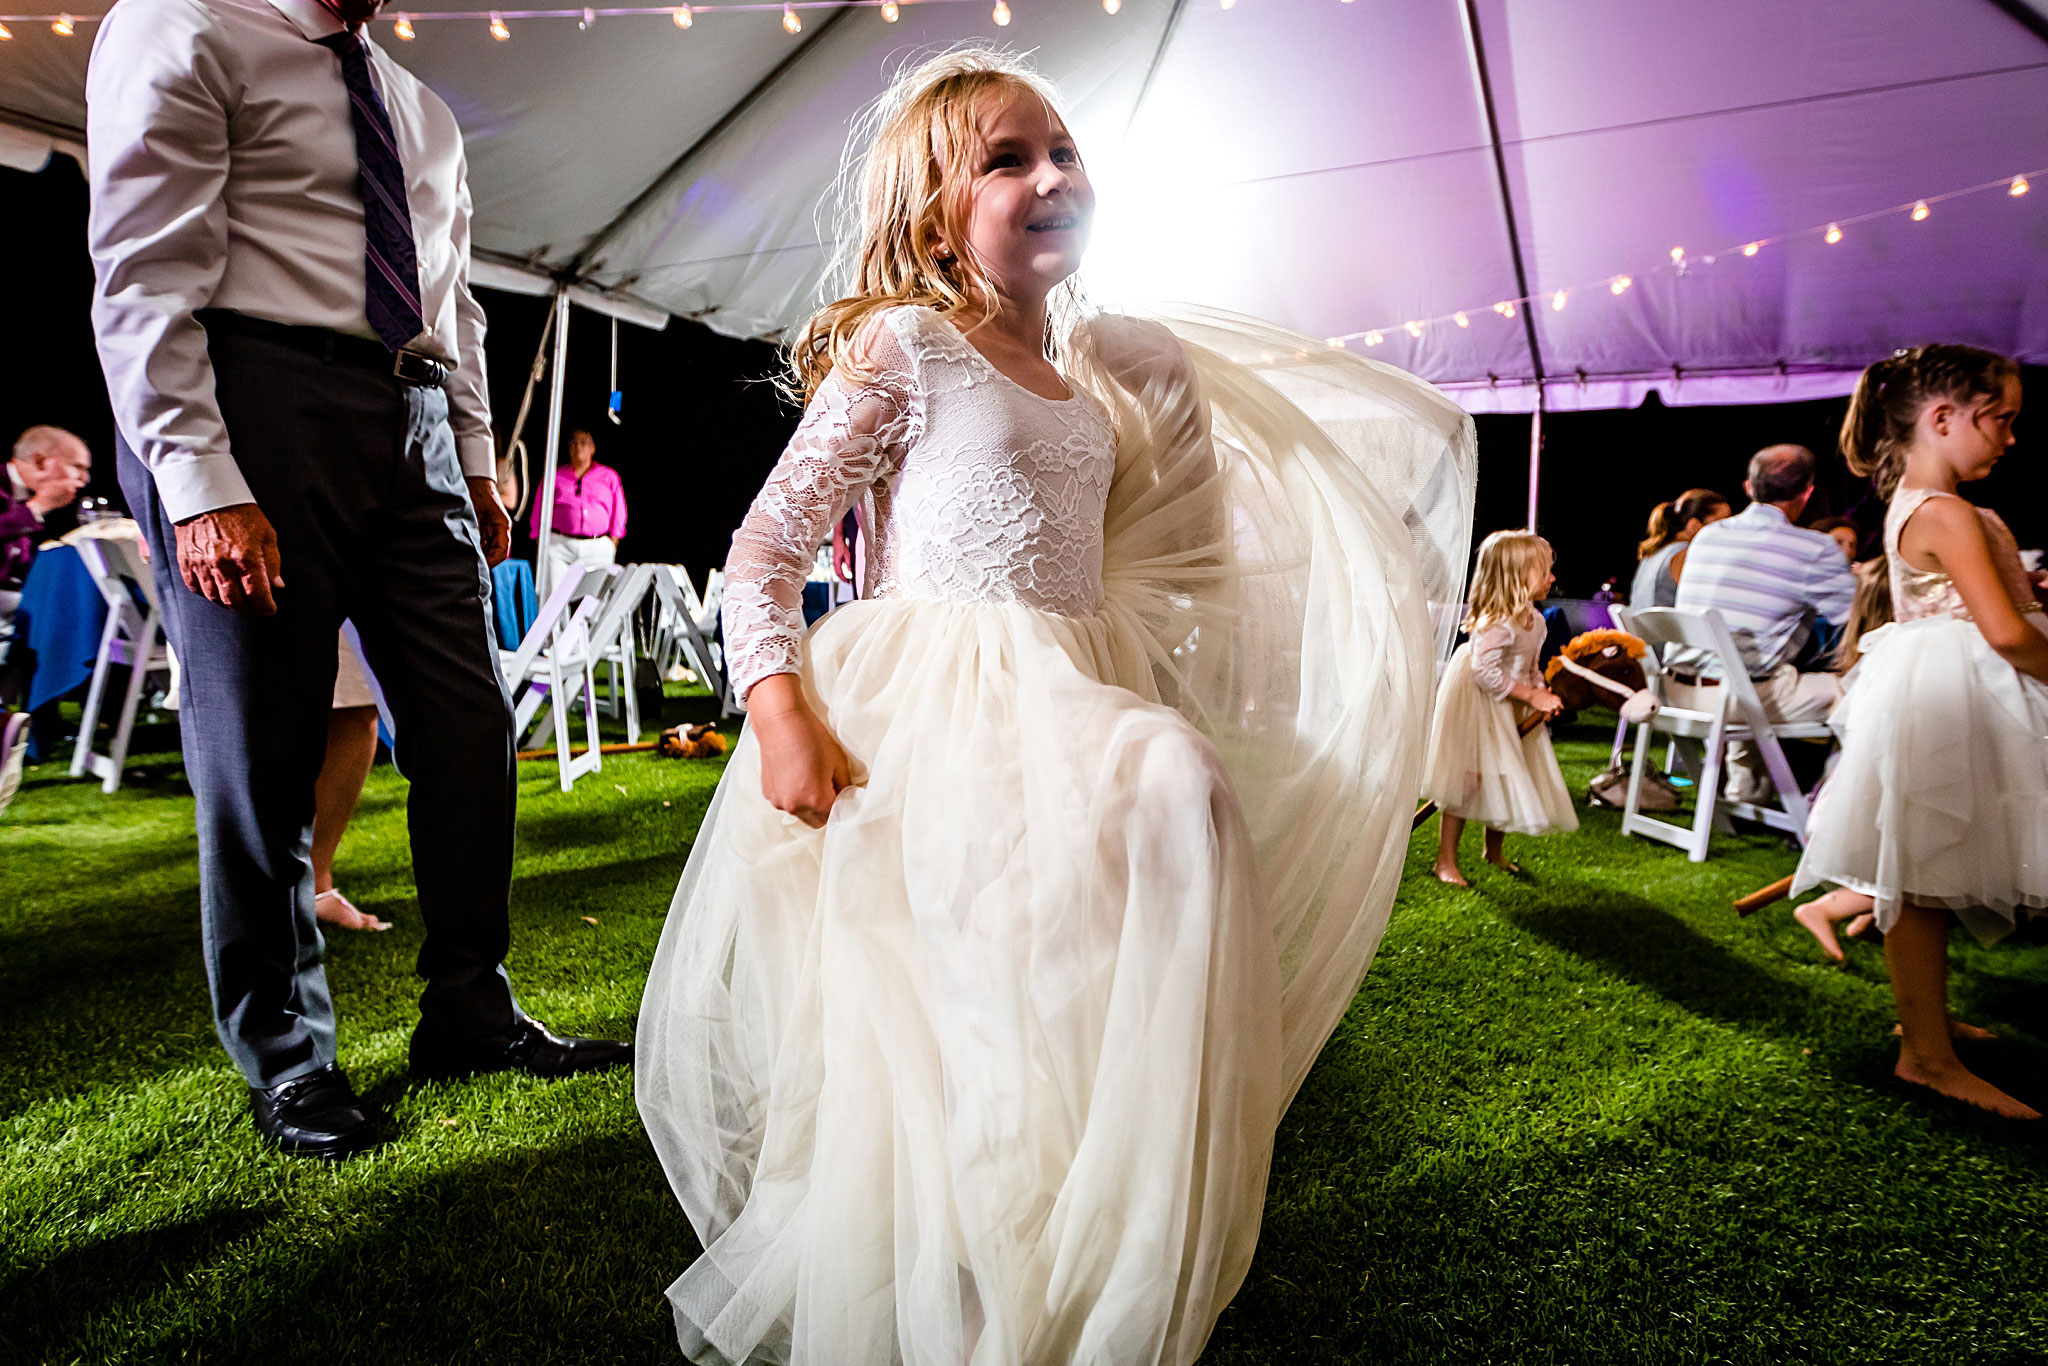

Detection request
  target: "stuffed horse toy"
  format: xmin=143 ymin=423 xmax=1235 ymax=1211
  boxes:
xmin=1544 ymin=629 xmax=1655 ymax=725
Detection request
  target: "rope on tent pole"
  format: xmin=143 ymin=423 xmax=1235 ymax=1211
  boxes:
xmin=607 ymin=314 xmax=623 ymax=425
xmin=502 ymin=301 xmax=558 ymax=525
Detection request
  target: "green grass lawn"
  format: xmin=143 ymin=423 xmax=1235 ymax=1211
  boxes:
xmin=4 ymin=715 xmax=2046 ymax=1364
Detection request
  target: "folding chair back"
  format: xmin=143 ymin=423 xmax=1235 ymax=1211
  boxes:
xmin=501 ymin=562 xmax=611 ymax=790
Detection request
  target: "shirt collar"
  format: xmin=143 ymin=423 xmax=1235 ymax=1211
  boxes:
xmin=6 ymin=464 xmax=29 ymax=506
xmin=1740 ymin=502 xmax=1791 ymax=526
xmin=262 ymin=0 xmax=350 ymax=42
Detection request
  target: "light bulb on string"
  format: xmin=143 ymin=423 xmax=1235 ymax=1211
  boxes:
xmin=1824 ymin=222 xmax=1842 ymax=244
xmin=1610 ymin=275 xmax=1631 ymax=295
xmin=0 ymin=21 xmax=14 ymax=37
xmin=1401 ymin=320 xmax=1421 ymax=338
xmin=1103 ymin=0 xmax=1120 ymax=12
xmin=1550 ymin=290 xmax=1567 ymax=311
xmin=1326 ymin=338 xmax=1345 ymax=350
xmin=52 ymin=12 xmax=74 ymax=34
xmin=2013 ymin=176 xmax=2031 ymax=198
xmin=393 ymin=12 xmax=414 ymax=38
xmin=1669 ymin=246 xmax=1684 ymax=265
xmin=489 ymin=11 xmax=510 ymax=38
xmin=880 ymin=0 xmax=898 ymax=17
xmin=673 ymin=4 xmax=691 ymax=24
xmin=1364 ymin=331 xmax=1383 ymax=347
xmin=993 ymin=0 xmax=1010 ymax=22
xmin=578 ymin=5 xmax=595 ymax=26
xmin=1453 ymin=311 xmax=1469 ymax=328
xmin=1911 ymin=200 xmax=1930 ymax=221
xmin=1742 ymin=241 xmax=1760 ymax=256
xmin=782 ymin=3 xmax=800 ymax=30
xmin=1493 ymin=301 xmax=1516 ymax=319
xmin=1221 ymin=0 xmax=1235 ymax=8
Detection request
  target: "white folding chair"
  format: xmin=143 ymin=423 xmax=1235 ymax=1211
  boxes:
xmin=500 ymin=563 xmax=609 ymax=791
xmin=582 ymin=564 xmax=657 ymax=744
xmin=1613 ymin=606 xmax=1833 ymax=862
xmin=71 ymin=536 xmax=172 ymax=792
xmin=644 ymin=565 xmax=729 ymax=712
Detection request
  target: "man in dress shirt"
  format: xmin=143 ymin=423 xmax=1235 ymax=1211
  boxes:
xmin=3 ymin=426 xmax=92 ymax=604
xmin=531 ymin=427 xmax=628 ymax=590
xmin=1668 ymin=444 xmax=1857 ymax=803
xmin=87 ymin=0 xmax=628 ymax=1161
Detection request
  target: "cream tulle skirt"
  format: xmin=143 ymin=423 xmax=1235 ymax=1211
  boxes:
xmin=1794 ymin=617 xmax=2048 ymax=942
xmin=1420 ymin=646 xmax=1577 ymax=836
xmin=638 ymin=599 xmax=1283 ymax=1366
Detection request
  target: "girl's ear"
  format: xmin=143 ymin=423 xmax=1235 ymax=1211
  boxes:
xmin=1927 ymin=399 xmax=1956 ymax=437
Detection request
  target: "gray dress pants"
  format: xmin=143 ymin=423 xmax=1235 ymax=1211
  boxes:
xmin=116 ymin=314 xmax=521 ymax=1089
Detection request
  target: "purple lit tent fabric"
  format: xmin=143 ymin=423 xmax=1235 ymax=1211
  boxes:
xmin=2 ymin=0 xmax=2044 ymax=415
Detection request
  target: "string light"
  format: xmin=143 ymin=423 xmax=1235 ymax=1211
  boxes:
xmin=1103 ymin=0 xmax=1120 ymax=11
xmin=1742 ymin=241 xmax=1760 ymax=256
xmin=1493 ymin=301 xmax=1516 ymax=319
xmin=1364 ymin=330 xmax=1383 ymax=346
xmin=1910 ymin=199 xmax=1929 ymax=221
xmin=1220 ymin=0 xmax=1235 ymax=8
xmin=781 ymin=2 xmax=799 ymax=29
xmin=578 ymin=4 xmax=595 ymax=25
xmin=880 ymin=0 xmax=896 ymax=17
xmin=673 ymin=3 xmax=691 ymax=22
xmin=393 ymin=11 xmax=414 ymax=37
xmin=1824 ymin=222 xmax=1842 ymax=244
xmin=1550 ymin=289 xmax=1567 ymax=311
xmin=51 ymin=11 xmax=73 ymax=33
xmin=2013 ymin=176 xmax=2031 ymax=198
xmin=1453 ymin=311 xmax=1469 ymax=328
xmin=488 ymin=10 xmax=510 ymax=36
xmin=0 ymin=21 xmax=12 ymax=37
xmin=1404 ymin=319 xmax=1423 ymax=338
xmin=1326 ymin=337 xmax=1345 ymax=349
xmin=1609 ymin=275 xmax=1631 ymax=295
xmin=1668 ymin=246 xmax=1683 ymax=264
xmin=992 ymin=0 xmax=1009 ymax=22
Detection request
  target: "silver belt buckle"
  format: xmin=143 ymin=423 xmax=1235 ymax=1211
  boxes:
xmin=393 ymin=350 xmax=447 ymax=387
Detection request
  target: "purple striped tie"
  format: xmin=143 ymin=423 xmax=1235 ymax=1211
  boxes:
xmin=319 ymin=31 xmax=425 ymax=353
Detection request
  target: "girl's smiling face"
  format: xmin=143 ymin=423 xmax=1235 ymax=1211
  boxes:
xmin=953 ymin=90 xmax=1094 ymax=304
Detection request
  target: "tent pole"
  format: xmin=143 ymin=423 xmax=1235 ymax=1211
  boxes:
xmin=535 ymin=285 xmax=572 ymax=599
xmin=1459 ymin=0 xmax=1548 ymax=399
xmin=1526 ymin=394 xmax=1544 ymax=532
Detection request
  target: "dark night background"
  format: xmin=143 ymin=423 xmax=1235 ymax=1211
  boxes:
xmin=8 ymin=154 xmax=2042 ymax=595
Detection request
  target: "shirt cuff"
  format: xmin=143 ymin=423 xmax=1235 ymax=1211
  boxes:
xmin=154 ymin=453 xmax=259 ymax=524
xmin=457 ymin=434 xmax=497 ymax=482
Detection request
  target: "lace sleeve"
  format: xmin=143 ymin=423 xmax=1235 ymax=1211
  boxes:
xmin=1468 ymin=619 xmax=1519 ymax=700
xmin=721 ymin=320 xmax=920 ymax=700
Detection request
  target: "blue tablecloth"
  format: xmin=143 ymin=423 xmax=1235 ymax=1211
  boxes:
xmin=16 ymin=545 xmax=106 ymax=714
xmin=493 ymin=557 xmax=538 ymax=649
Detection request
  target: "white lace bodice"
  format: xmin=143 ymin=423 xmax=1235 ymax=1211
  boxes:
xmin=722 ymin=306 xmax=1117 ymax=699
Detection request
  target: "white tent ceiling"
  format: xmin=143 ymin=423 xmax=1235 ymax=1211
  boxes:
xmin=3 ymin=0 xmax=2045 ymax=410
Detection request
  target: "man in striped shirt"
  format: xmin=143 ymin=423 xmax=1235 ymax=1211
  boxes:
xmin=1669 ymin=444 xmax=1856 ymax=802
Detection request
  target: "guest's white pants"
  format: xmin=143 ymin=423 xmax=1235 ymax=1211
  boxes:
xmin=544 ymin=534 xmax=616 ymax=594
xmin=1665 ymin=664 xmax=1842 ymax=802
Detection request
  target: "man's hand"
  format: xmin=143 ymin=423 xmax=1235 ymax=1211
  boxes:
xmin=173 ymin=503 xmax=283 ymax=615
xmin=468 ymin=476 xmax=511 ymax=567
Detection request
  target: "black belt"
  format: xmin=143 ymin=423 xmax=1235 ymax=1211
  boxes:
xmin=198 ymin=308 xmax=450 ymax=388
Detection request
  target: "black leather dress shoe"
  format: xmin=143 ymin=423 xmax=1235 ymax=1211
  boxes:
xmin=249 ymin=1065 xmax=379 ymax=1160
xmin=410 ymin=1017 xmax=633 ymax=1082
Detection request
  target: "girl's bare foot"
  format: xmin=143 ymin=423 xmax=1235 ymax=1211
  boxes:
xmin=1892 ymin=1018 xmax=1998 ymax=1043
xmin=315 ymin=889 xmax=391 ymax=932
xmin=1845 ymin=913 xmax=1876 ymax=939
xmin=1794 ymin=901 xmax=1846 ymax=963
xmin=1483 ymin=851 xmax=1523 ymax=876
xmin=1894 ymin=1053 xmax=2038 ymax=1119
xmin=1433 ymin=862 xmax=1469 ymax=887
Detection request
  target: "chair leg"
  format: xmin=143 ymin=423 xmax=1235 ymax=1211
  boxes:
xmin=1755 ymin=732 xmax=1812 ymax=843
xmin=550 ymin=663 xmax=576 ymax=792
xmin=622 ymin=645 xmax=641 ymax=745
xmin=101 ymin=647 xmax=155 ymax=793
xmin=1690 ymin=724 xmax=1725 ymax=862
xmin=71 ymin=623 xmax=122 ymax=780
xmin=1620 ymin=722 xmax=1652 ymax=834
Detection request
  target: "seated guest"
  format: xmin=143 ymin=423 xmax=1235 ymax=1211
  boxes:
xmin=1630 ymin=487 xmax=1730 ymax=609
xmin=530 ymin=427 xmax=627 ymax=586
xmin=3 ymin=425 xmax=93 ymax=610
xmin=1807 ymin=515 xmax=1861 ymax=563
xmin=1669 ymin=445 xmax=1856 ymax=802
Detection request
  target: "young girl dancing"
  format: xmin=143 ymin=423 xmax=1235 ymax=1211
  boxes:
xmin=1424 ymin=530 xmax=1575 ymax=885
xmin=635 ymin=49 xmax=1474 ymax=1365
xmin=1793 ymin=344 xmax=2039 ymax=1119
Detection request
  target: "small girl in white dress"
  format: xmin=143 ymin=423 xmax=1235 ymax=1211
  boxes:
xmin=1425 ymin=530 xmax=1576 ymax=885
xmin=1793 ymin=344 xmax=2039 ymax=1120
xmin=634 ymin=49 xmax=1474 ymax=1364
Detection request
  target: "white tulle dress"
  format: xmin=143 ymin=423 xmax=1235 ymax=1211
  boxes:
xmin=1794 ymin=487 xmax=2048 ymax=943
xmin=1420 ymin=611 xmax=1577 ymax=836
xmin=635 ymin=304 xmax=1475 ymax=1365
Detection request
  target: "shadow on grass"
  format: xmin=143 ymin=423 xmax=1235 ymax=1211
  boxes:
xmin=3 ymin=1132 xmax=697 ymax=1366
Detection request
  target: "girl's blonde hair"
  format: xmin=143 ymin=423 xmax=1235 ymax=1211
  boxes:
xmin=1840 ymin=343 xmax=2018 ymax=500
xmin=1832 ymin=552 xmax=1892 ymax=672
xmin=786 ymin=48 xmax=1081 ymax=404
xmin=1464 ymin=530 xmax=1553 ymax=633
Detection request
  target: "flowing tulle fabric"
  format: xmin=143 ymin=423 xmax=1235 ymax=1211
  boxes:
xmin=1420 ymin=645 xmax=1577 ymax=836
xmin=1794 ymin=617 xmax=2048 ymax=943
xmin=636 ymin=309 xmax=1475 ymax=1365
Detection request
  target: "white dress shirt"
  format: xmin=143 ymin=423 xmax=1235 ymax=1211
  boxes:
xmin=85 ymin=0 xmax=494 ymax=524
